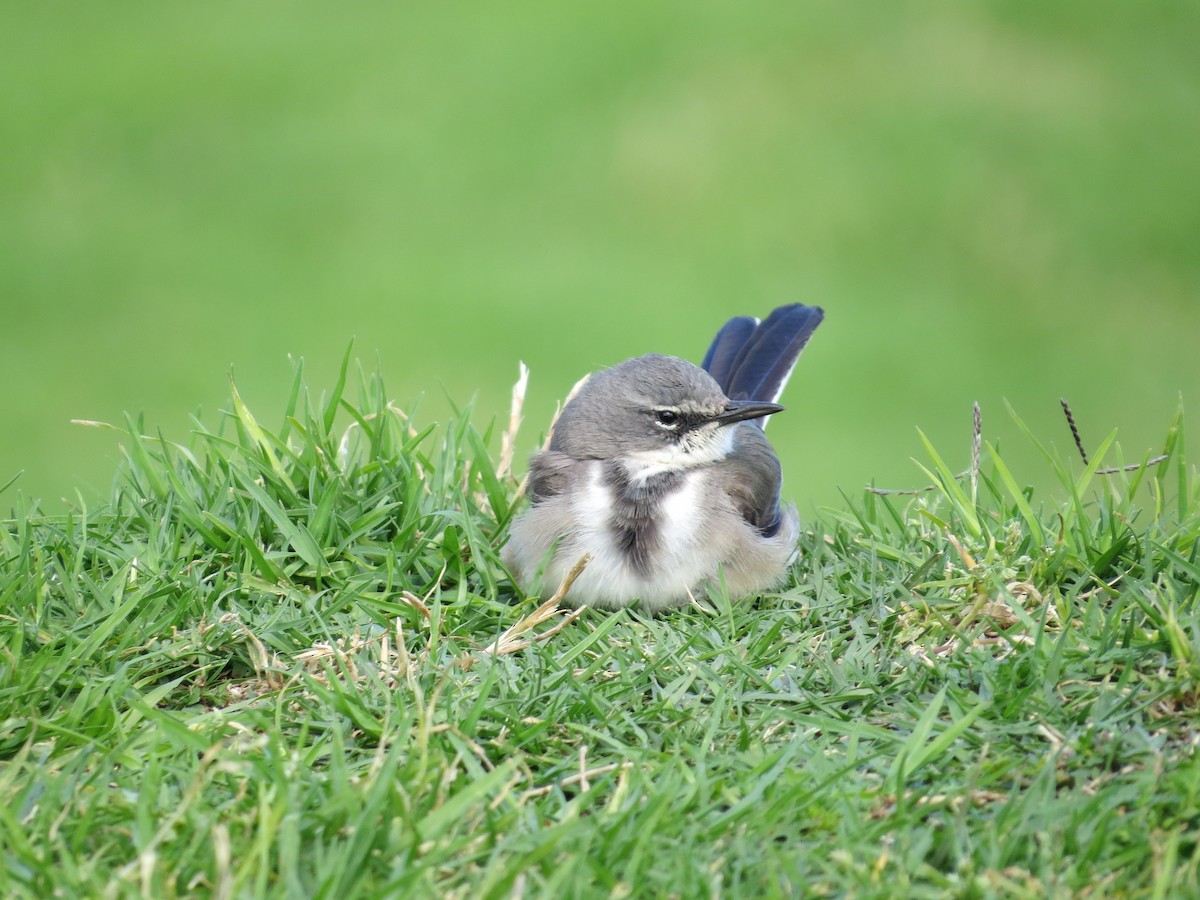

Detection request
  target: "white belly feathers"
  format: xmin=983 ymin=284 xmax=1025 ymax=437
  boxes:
xmin=556 ymin=464 xmax=718 ymax=610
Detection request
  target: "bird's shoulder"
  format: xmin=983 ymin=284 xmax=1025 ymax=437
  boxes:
xmin=525 ymin=450 xmax=588 ymax=503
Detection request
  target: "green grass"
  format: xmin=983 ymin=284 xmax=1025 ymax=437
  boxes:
xmin=3 ymin=362 xmax=1199 ymax=897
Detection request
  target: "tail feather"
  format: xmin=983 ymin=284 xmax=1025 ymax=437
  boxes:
xmin=701 ymin=304 xmax=824 ymax=425
xmin=700 ymin=316 xmax=758 ymax=388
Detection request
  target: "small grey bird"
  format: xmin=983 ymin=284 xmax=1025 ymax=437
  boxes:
xmin=504 ymin=304 xmax=824 ymax=612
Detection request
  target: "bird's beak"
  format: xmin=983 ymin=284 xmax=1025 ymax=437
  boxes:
xmin=714 ymin=400 xmax=784 ymax=426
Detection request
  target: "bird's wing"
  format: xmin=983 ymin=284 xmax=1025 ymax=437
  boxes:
xmin=717 ymin=425 xmax=786 ymax=537
xmin=701 ymin=304 xmax=824 ymax=423
xmin=525 ymin=450 xmax=581 ymax=504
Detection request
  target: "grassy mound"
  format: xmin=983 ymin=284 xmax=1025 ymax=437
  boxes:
xmin=2 ymin=362 xmax=1198 ymax=896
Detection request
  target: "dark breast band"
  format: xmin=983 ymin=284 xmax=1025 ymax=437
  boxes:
xmin=601 ymin=462 xmax=685 ymax=576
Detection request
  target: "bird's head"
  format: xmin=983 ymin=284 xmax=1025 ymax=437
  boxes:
xmin=549 ymin=354 xmax=782 ymax=477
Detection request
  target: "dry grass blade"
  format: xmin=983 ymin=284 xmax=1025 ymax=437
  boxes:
xmin=868 ymin=482 xmax=945 ymax=496
xmin=945 ymin=532 xmax=978 ymax=570
xmin=1096 ymin=455 xmax=1169 ymax=475
xmin=243 ymin=624 xmax=286 ymax=690
xmin=685 ymin=583 xmax=719 ymax=615
xmin=519 ymin=761 xmax=634 ymax=802
xmin=497 ymin=362 xmax=529 ymax=482
xmin=478 ymin=553 xmax=591 ymax=659
xmin=970 ymin=401 xmax=981 ymax=499
xmin=399 ymin=590 xmax=433 ymax=619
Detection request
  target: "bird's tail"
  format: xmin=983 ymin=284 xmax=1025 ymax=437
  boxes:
xmin=701 ymin=304 xmax=824 ymax=421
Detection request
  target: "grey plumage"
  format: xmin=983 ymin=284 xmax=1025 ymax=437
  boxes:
xmin=504 ymin=305 xmax=823 ymax=611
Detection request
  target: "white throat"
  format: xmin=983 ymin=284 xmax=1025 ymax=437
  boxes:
xmin=621 ymin=424 xmax=736 ymax=483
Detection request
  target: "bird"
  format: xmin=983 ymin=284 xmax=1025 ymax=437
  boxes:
xmin=503 ymin=304 xmax=824 ymax=612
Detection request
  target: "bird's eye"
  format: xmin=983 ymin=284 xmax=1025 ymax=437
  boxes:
xmin=654 ymin=409 xmax=681 ymax=428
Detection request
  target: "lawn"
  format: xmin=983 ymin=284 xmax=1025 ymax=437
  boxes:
xmin=2 ymin=364 xmax=1198 ymax=897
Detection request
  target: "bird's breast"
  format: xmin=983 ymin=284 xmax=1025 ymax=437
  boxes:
xmin=571 ymin=462 xmax=708 ymax=580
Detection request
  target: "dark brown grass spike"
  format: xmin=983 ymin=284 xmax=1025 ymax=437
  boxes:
xmin=1060 ymin=399 xmax=1089 ymax=465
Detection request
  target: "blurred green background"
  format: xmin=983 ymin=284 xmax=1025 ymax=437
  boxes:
xmin=3 ymin=1 xmax=1198 ymax=514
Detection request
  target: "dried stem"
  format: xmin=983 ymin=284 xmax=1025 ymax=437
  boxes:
xmin=458 ymin=554 xmax=592 ymax=670
xmin=1060 ymin=399 xmax=1088 ymax=464
xmin=497 ymin=362 xmax=529 ymax=482
xmin=970 ymin=401 xmax=982 ymax=500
